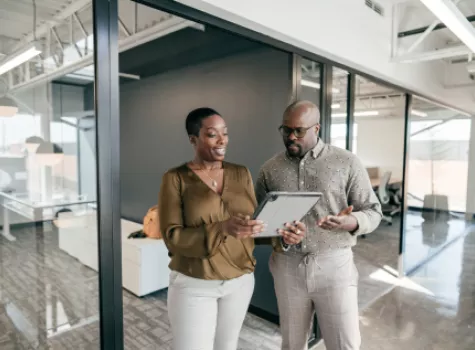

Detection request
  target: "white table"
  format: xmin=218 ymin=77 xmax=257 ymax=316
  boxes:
xmin=0 ymin=191 xmax=94 ymax=242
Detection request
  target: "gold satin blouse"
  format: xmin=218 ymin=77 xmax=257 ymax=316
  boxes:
xmin=158 ymin=162 xmax=257 ymax=280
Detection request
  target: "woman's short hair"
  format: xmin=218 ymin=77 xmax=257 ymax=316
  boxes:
xmin=185 ymin=107 xmax=220 ymax=137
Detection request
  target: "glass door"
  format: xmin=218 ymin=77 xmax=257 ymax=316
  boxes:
xmin=402 ymin=97 xmax=473 ymax=274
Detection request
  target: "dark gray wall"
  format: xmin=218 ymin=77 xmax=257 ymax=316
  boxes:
xmin=120 ymin=47 xmax=291 ymax=318
xmin=120 ymin=47 xmax=292 ymax=221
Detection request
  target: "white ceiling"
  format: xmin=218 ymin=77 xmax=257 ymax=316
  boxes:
xmin=395 ymin=0 xmax=475 ymax=62
xmin=0 ymin=0 xmax=472 ymax=121
xmin=0 ymin=0 xmax=174 ymax=57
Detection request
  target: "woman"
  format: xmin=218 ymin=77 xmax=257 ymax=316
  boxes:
xmin=158 ymin=107 xmax=266 ymax=350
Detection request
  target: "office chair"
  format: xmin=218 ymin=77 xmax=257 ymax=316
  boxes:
xmin=377 ymin=171 xmax=401 ymax=225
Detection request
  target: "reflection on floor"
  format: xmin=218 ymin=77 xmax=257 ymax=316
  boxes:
xmin=359 ymin=227 xmax=475 ymax=350
xmin=316 ymin=226 xmax=475 ymax=350
xmin=0 ymin=213 xmax=473 ymax=349
xmin=355 ymin=211 xmax=473 ymax=274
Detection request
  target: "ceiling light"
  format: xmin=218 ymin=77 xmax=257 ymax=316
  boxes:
xmin=301 ymin=79 xmax=341 ymax=93
xmin=355 ymin=111 xmax=379 ymax=117
xmin=411 ymin=109 xmax=428 ymax=117
xmin=0 ymin=96 xmax=18 ymax=117
xmin=24 ymin=135 xmax=44 ymax=153
xmin=332 ymin=110 xmax=379 ymax=117
xmin=419 ymin=0 xmax=475 ymax=53
xmin=35 ymin=142 xmax=64 ymax=166
xmin=65 ymin=73 xmax=94 ymax=81
xmin=331 ymin=103 xmax=341 ymax=109
xmin=301 ymin=79 xmax=320 ymax=89
xmin=0 ymin=42 xmax=42 ymax=76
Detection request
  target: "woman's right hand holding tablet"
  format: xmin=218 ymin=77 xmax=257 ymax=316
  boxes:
xmin=223 ymin=215 xmax=266 ymax=239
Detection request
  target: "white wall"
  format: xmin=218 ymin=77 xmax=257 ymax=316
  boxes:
xmin=356 ymin=117 xmax=405 ymax=179
xmin=178 ymin=0 xmax=475 ymax=113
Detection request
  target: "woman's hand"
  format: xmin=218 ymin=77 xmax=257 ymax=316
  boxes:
xmin=223 ymin=215 xmax=266 ymax=239
xmin=278 ymin=221 xmax=306 ymax=245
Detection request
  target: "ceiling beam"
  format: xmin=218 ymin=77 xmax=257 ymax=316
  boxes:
xmin=393 ymin=45 xmax=470 ymax=62
xmin=10 ymin=0 xmax=91 ymax=53
xmin=419 ymin=0 xmax=475 ymax=54
xmin=398 ymin=14 xmax=475 ymax=38
xmin=10 ymin=17 xmax=201 ymax=92
xmin=406 ymin=0 xmax=463 ymax=53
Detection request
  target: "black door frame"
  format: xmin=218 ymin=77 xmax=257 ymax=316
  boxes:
xmin=93 ymin=0 xmax=123 ymax=349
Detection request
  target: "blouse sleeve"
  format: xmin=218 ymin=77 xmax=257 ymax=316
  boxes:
xmin=158 ymin=170 xmax=226 ymax=258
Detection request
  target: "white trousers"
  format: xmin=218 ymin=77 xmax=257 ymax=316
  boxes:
xmin=167 ymin=271 xmax=255 ymax=350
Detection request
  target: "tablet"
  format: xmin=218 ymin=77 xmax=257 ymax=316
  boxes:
xmin=253 ymin=192 xmax=322 ymax=238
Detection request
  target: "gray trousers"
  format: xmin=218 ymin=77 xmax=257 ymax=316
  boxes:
xmin=269 ymin=249 xmax=360 ymax=350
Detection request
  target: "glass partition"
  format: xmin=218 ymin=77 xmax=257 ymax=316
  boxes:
xmin=351 ymin=75 xmax=405 ymax=272
xmin=0 ymin=1 xmax=100 ymax=348
xmin=403 ymin=97 xmax=473 ymax=273
xmin=330 ymin=68 xmax=349 ymax=149
xmin=300 ymin=58 xmax=321 ymax=107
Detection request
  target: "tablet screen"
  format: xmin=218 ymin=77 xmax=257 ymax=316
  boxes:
xmin=253 ymin=192 xmax=322 ymax=238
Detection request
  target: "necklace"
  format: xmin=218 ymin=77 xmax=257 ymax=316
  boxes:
xmin=192 ymin=162 xmax=222 ymax=188
xmin=203 ymin=171 xmax=218 ymax=188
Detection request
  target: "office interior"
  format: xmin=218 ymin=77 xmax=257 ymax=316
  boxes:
xmin=0 ymin=0 xmax=474 ymax=349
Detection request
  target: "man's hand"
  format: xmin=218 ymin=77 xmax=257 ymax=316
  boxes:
xmin=278 ymin=221 xmax=306 ymax=245
xmin=317 ymin=206 xmax=358 ymax=232
xmin=223 ymin=215 xmax=266 ymax=239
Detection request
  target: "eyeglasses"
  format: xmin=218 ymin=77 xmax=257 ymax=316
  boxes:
xmin=278 ymin=123 xmax=319 ymax=138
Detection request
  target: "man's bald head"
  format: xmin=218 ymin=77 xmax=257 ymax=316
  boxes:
xmin=280 ymin=100 xmax=321 ymax=158
xmin=283 ymin=100 xmax=320 ymax=126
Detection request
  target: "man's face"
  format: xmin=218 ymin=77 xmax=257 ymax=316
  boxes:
xmin=280 ymin=107 xmax=320 ymax=158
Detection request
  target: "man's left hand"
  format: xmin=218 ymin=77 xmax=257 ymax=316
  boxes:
xmin=317 ymin=206 xmax=358 ymax=232
xmin=278 ymin=221 xmax=306 ymax=245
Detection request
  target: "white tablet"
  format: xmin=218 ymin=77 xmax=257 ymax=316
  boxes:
xmin=253 ymin=192 xmax=322 ymax=238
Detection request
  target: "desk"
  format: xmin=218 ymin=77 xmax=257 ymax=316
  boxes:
xmin=370 ymin=177 xmax=402 ymax=188
xmin=0 ymin=191 xmax=94 ymax=241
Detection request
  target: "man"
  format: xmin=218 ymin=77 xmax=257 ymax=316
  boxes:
xmin=256 ymin=100 xmax=382 ymax=350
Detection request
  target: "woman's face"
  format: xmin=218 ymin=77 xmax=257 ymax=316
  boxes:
xmin=193 ymin=114 xmax=228 ymax=162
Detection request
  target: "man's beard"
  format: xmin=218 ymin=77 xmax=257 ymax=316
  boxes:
xmin=286 ymin=141 xmax=303 ymax=157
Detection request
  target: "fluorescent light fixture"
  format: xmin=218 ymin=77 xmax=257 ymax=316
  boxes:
xmin=332 ymin=111 xmax=379 ymax=117
xmin=0 ymin=42 xmax=42 ymax=76
xmin=355 ymin=110 xmax=379 ymax=117
xmin=419 ymin=0 xmax=475 ymax=53
xmin=301 ymin=79 xmax=340 ymax=93
xmin=411 ymin=109 xmax=428 ymax=117
xmin=331 ymin=103 xmax=341 ymax=109
xmin=65 ymin=73 xmax=94 ymax=81
xmin=301 ymin=79 xmax=320 ymax=89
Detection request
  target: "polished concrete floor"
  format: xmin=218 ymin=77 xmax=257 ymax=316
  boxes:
xmin=316 ymin=225 xmax=475 ymax=350
xmin=0 ymin=212 xmax=473 ymax=349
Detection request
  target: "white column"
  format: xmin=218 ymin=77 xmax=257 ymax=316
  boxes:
xmin=466 ymin=117 xmax=475 ymax=220
xmin=38 ymin=84 xmax=54 ymax=201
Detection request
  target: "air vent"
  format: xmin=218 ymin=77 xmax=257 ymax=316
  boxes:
xmin=365 ymin=0 xmax=384 ymax=16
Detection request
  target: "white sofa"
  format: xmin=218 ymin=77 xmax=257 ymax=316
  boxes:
xmin=57 ymin=212 xmax=170 ymax=297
